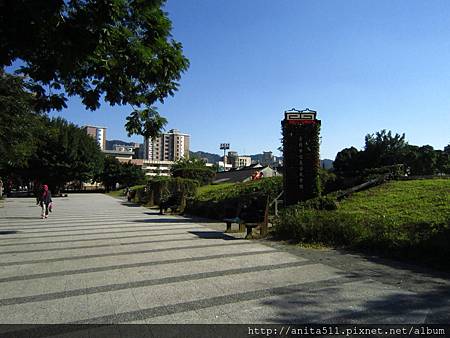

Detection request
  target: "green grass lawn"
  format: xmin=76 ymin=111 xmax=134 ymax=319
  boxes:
xmin=106 ymin=185 xmax=145 ymax=198
xmin=338 ymin=179 xmax=450 ymax=225
xmin=275 ymin=178 xmax=450 ymax=268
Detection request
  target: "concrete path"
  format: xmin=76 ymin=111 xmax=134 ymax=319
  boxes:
xmin=0 ymin=194 xmax=449 ymax=325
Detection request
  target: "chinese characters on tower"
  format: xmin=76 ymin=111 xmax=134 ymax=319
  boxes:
xmin=282 ymin=108 xmax=321 ymax=206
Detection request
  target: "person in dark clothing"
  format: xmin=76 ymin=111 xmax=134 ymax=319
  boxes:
xmin=33 ymin=181 xmax=43 ymax=205
xmin=39 ymin=185 xmax=52 ymax=219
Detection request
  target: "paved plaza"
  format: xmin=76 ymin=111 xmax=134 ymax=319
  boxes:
xmin=0 ymin=194 xmax=449 ymax=326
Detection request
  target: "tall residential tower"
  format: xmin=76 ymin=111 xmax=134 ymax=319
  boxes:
xmin=144 ymin=129 xmax=190 ymax=161
xmin=84 ymin=125 xmax=106 ymax=150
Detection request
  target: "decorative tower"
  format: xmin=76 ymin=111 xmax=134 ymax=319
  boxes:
xmin=282 ymin=108 xmax=321 ymax=206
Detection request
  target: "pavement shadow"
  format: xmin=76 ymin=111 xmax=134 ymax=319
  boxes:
xmin=333 ymin=247 xmax=450 ymax=281
xmin=1 ymin=216 xmax=41 ymax=220
xmin=0 ymin=230 xmax=19 ymax=235
xmin=189 ymin=231 xmax=241 ymax=241
xmin=260 ymin=279 xmax=450 ymax=323
xmin=119 ymin=202 xmax=141 ymax=207
xmin=131 ymin=218 xmax=196 ymax=223
xmin=143 ymin=211 xmax=162 ymax=216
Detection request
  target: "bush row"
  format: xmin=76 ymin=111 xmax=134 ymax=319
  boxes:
xmin=274 ymin=206 xmax=450 ymax=268
xmin=132 ymin=177 xmax=199 ymax=212
xmin=186 ymin=177 xmax=283 ymax=219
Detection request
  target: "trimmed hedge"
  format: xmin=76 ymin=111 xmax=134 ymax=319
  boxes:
xmin=275 ymin=207 xmax=450 ymax=265
xmin=146 ymin=177 xmax=199 ymax=212
xmin=172 ymin=167 xmax=215 ymax=186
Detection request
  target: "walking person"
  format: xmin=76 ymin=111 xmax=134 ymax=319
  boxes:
xmin=33 ymin=181 xmax=42 ymax=205
xmin=39 ymin=185 xmax=52 ymax=219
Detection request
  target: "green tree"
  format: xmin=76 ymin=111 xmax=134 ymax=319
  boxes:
xmin=22 ymin=117 xmax=104 ymax=192
xmin=435 ymin=150 xmax=450 ymax=174
xmin=363 ymin=129 xmax=408 ymax=168
xmin=120 ymin=161 xmax=146 ymax=187
xmin=0 ymin=0 xmax=189 ymax=138
xmin=97 ymin=156 xmax=146 ymax=192
xmin=334 ymin=130 xmax=447 ymax=177
xmin=333 ymin=146 xmax=362 ymax=175
xmin=0 ymin=71 xmax=44 ymax=174
xmin=403 ymin=145 xmax=437 ymax=175
xmin=97 ymin=157 xmax=123 ymax=192
xmin=171 ymin=158 xmax=215 ymax=185
xmin=444 ymin=144 xmax=450 ymax=155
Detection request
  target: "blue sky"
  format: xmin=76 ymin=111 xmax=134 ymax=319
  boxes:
xmin=51 ymin=0 xmax=450 ymax=159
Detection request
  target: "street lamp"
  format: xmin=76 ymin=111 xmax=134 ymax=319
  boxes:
xmin=220 ymin=143 xmax=230 ymax=171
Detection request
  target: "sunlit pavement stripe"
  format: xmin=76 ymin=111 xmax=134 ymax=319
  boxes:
xmin=0 ymin=250 xmax=277 ymax=283
xmin=0 ymin=261 xmax=313 ymax=306
xmin=0 ymin=226 xmax=203 ymax=241
xmin=73 ymin=276 xmax=350 ymax=324
xmin=0 ymin=219 xmax=192 ymax=228
xmin=0 ymin=221 xmax=195 ymax=232
xmin=0 ymin=230 xmax=194 ymax=247
xmin=0 ymin=241 xmax=250 ymax=266
xmin=0 ymin=236 xmax=206 ymax=255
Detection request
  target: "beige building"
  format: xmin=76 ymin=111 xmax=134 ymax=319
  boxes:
xmin=84 ymin=126 xmax=106 ymax=150
xmin=144 ymin=129 xmax=190 ymax=161
xmin=227 ymin=151 xmax=252 ymax=169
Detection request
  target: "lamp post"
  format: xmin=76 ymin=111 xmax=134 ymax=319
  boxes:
xmin=219 ymin=143 xmax=230 ymax=171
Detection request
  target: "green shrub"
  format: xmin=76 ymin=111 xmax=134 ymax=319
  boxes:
xmin=186 ymin=176 xmax=282 ymax=219
xmin=147 ymin=177 xmax=199 ymax=211
xmin=133 ymin=186 xmax=148 ymax=204
xmin=318 ymin=168 xmax=338 ymax=194
xmin=172 ymin=167 xmax=215 ymax=186
xmin=300 ymin=196 xmax=338 ymax=210
xmin=274 ymin=179 xmax=450 ymax=268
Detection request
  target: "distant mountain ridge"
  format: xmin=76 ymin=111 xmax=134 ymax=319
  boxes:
xmin=190 ymin=150 xmax=333 ymax=168
xmin=189 ymin=151 xmax=221 ymax=163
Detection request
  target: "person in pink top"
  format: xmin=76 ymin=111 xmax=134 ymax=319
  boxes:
xmin=38 ymin=185 xmax=52 ymax=219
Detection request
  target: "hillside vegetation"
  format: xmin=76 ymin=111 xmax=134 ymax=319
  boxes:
xmin=186 ymin=177 xmax=283 ymax=219
xmin=275 ymin=179 xmax=450 ymax=268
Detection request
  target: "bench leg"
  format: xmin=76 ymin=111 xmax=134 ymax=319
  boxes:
xmin=239 ymin=223 xmax=246 ymax=232
xmin=245 ymin=225 xmax=253 ymax=239
xmin=226 ymin=222 xmax=232 ymax=232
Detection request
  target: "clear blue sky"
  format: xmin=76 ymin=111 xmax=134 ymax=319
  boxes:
xmin=51 ymin=0 xmax=450 ymax=159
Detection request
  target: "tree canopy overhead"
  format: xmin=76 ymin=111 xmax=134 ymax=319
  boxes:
xmin=0 ymin=0 xmax=189 ymax=138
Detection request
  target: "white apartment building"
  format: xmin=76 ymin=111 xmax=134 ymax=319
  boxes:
xmin=144 ymin=129 xmax=190 ymax=161
xmin=141 ymin=160 xmax=173 ymax=177
xmin=84 ymin=126 xmax=106 ymax=150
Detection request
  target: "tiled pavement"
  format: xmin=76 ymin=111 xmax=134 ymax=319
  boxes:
xmin=0 ymin=194 xmax=449 ymax=326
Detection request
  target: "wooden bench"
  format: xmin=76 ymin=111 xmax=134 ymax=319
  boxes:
xmin=224 ymin=195 xmax=269 ymax=238
xmin=223 ymin=217 xmax=247 ymax=233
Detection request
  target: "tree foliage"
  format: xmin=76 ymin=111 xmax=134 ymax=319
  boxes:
xmin=0 ymin=71 xmax=43 ymax=173
xmin=363 ymin=130 xmax=407 ymax=168
xmin=170 ymin=158 xmax=216 ymax=185
xmin=0 ymin=0 xmax=189 ymax=138
xmin=96 ymin=156 xmax=146 ymax=192
xmin=21 ymin=117 xmax=105 ymax=191
xmin=334 ymin=130 xmax=450 ymax=176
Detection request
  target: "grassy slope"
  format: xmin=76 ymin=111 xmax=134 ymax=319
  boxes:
xmin=338 ymin=179 xmax=450 ymax=226
xmin=196 ymin=183 xmax=234 ymax=198
xmin=276 ymin=178 xmax=450 ymax=268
